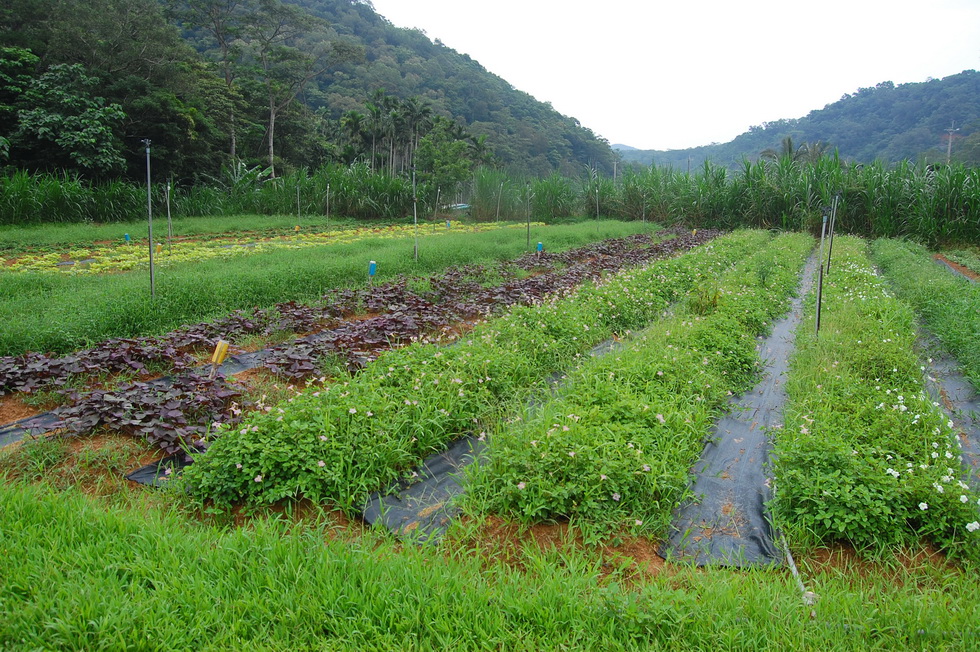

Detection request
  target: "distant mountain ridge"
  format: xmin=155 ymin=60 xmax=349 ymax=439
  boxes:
xmin=616 ymin=70 xmax=980 ymax=169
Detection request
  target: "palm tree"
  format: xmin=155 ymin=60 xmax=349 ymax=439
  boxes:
xmin=760 ymin=136 xmax=807 ymax=162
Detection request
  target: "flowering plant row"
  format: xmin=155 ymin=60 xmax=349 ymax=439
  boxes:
xmin=1 ymin=221 xmax=541 ymax=274
xmin=773 ymin=236 xmax=979 ymax=562
xmin=183 ymin=231 xmax=766 ymax=511
xmin=469 ymin=232 xmax=814 ymax=541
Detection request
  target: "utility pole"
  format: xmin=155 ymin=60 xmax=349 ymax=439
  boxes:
xmin=946 ymin=121 xmax=959 ymax=164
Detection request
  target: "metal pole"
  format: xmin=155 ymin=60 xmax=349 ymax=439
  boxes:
xmin=412 ymin=165 xmax=418 ymax=261
xmin=526 ymin=184 xmax=531 ymax=250
xmin=826 ymin=195 xmax=839 ymax=275
xmin=495 ymin=181 xmax=503 ymax=224
xmin=143 ymin=139 xmax=155 ymax=298
xmin=815 ymin=214 xmax=827 ymax=336
xmin=325 ymin=183 xmax=330 ymax=221
xmin=165 ymin=178 xmax=173 ymax=252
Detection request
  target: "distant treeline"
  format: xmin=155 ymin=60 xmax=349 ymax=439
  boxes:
xmin=3 ymin=157 xmax=977 ymax=245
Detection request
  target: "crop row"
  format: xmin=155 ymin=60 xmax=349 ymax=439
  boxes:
xmin=939 ymin=248 xmax=980 ymax=277
xmin=773 ymin=237 xmax=980 ymax=562
xmin=870 ymin=239 xmax=980 ymax=389
xmin=183 ymin=231 xmax=769 ymax=511
xmin=0 ymin=231 xmax=659 ymax=395
xmin=468 ymin=232 xmax=814 ymax=541
xmin=2 ymin=222 xmax=541 ymax=275
xmin=6 ymin=231 xmax=706 ymax=456
xmin=0 ymin=220 xmax=655 ymax=357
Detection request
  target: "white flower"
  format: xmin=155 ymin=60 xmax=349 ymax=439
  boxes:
xmin=960 ymin=495 xmax=969 ymax=503
xmin=966 ymin=521 xmax=980 ymax=533
xmin=318 ymin=460 xmax=325 ymax=467
xmin=919 ymin=502 xmax=928 ymax=510
xmin=254 ymin=475 xmax=263 ymax=482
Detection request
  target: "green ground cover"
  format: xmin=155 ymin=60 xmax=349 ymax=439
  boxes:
xmin=183 ymin=231 xmax=765 ymax=512
xmin=871 ymin=239 xmax=980 ymax=389
xmin=940 ymin=247 xmax=980 ymax=276
xmin=470 ymin=232 xmax=813 ymax=541
xmin=0 ymin=479 xmax=977 ymax=650
xmin=773 ymin=237 xmax=980 ymax=563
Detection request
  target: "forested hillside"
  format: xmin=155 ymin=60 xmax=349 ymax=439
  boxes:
xmin=618 ymin=70 xmax=980 ymax=169
xmin=0 ymin=0 xmax=615 ymax=186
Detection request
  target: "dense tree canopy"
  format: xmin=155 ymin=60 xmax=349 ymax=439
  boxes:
xmin=0 ymin=0 xmax=616 ymax=185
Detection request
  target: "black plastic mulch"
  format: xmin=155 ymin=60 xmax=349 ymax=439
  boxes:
xmin=661 ymin=252 xmax=819 ymax=567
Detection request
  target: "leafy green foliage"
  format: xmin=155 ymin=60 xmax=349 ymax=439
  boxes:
xmin=871 ymin=239 xmax=980 ymax=390
xmin=182 ymin=230 xmax=722 ymax=511
xmin=472 ymin=232 xmax=814 ymax=540
xmin=773 ymin=237 xmax=980 ymax=562
xmin=14 ymin=64 xmax=126 ymax=175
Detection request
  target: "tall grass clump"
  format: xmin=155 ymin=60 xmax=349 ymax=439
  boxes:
xmin=530 ymin=173 xmax=576 ymax=222
xmin=469 ymin=167 xmax=523 ymax=221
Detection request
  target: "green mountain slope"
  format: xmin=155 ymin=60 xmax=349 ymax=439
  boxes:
xmin=618 ymin=70 xmax=980 ymax=169
xmin=0 ymin=0 xmax=615 ymax=182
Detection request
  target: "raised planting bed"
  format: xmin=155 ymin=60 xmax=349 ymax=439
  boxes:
xmin=773 ymin=236 xmax=980 ymax=563
xmin=1 ymin=229 xmax=704 ymax=458
xmin=470 ymin=232 xmax=813 ymax=544
xmin=182 ymin=230 xmax=764 ymax=512
xmin=871 ymin=238 xmax=980 ymax=389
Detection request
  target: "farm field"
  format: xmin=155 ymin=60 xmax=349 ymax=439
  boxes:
xmin=1 ymin=220 xmax=979 ymax=649
xmin=0 ymin=219 xmax=654 ymax=356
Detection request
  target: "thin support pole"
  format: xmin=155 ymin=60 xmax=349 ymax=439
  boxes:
xmin=815 ymin=214 xmax=827 ymax=336
xmin=826 ymin=194 xmax=839 ymax=275
xmin=165 ymin=179 xmax=173 ymax=252
xmin=412 ymin=166 xmax=418 ymax=261
xmin=143 ymin=139 xmax=155 ymax=298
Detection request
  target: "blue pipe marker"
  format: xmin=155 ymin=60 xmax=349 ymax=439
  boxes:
xmin=124 ymin=233 xmax=131 ymax=244
xmin=446 ymin=220 xmax=451 ymax=229
xmin=536 ymin=241 xmax=543 ymax=252
xmin=369 ymin=260 xmax=377 ymax=277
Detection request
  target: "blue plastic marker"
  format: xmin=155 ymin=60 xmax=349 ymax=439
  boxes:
xmin=446 ymin=220 xmax=451 ymax=229
xmin=536 ymin=241 xmax=543 ymax=252
xmin=124 ymin=233 xmax=131 ymax=244
xmin=369 ymin=260 xmax=377 ymax=276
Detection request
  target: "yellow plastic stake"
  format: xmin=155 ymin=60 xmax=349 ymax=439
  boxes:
xmin=211 ymin=340 xmax=229 ymax=364
xmin=692 ymin=229 xmax=698 ymax=237
xmin=209 ymin=340 xmax=229 ymax=378
xmin=294 ymin=225 xmax=300 ymax=232
xmin=155 ymin=243 xmax=163 ymax=255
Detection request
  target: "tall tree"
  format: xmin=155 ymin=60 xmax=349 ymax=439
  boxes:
xmin=243 ymin=0 xmax=359 ymax=176
xmin=168 ymin=0 xmax=252 ymax=160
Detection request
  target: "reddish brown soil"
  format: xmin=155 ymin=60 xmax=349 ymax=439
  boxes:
xmin=934 ymin=254 xmax=980 ymax=282
xmin=798 ymin=541 xmax=957 ymax=585
xmin=458 ymin=515 xmax=666 ymax=582
xmin=0 ymin=393 xmax=42 ymax=424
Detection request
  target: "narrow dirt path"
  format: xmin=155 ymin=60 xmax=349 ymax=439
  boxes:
xmin=660 ymin=251 xmax=819 ymax=566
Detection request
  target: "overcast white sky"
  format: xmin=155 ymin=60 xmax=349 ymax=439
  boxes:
xmin=368 ymin=0 xmax=980 ymax=151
